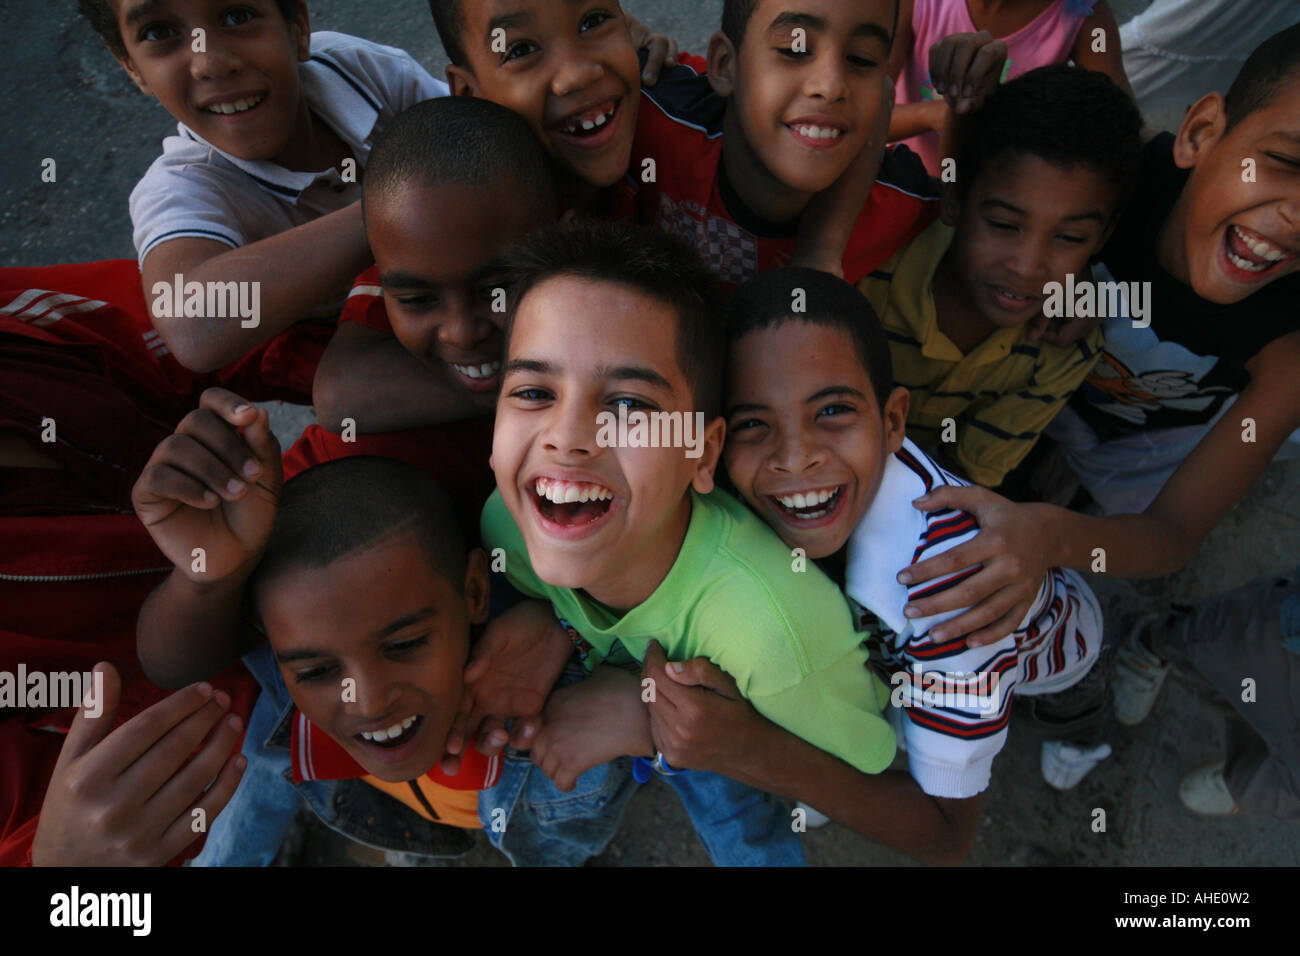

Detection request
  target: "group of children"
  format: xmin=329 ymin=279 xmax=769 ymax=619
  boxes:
xmin=4 ymin=0 xmax=1299 ymax=866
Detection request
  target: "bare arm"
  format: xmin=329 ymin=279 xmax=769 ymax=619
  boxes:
xmin=142 ymin=202 xmax=372 ymax=372
xmin=313 ymin=321 xmax=496 ymax=433
xmin=903 ymin=331 xmax=1300 ymax=644
xmin=1071 ymin=0 xmax=1136 ymax=101
xmin=642 ymin=643 xmax=980 ymax=865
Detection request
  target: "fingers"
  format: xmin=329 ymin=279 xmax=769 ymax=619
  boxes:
xmin=442 ymin=707 xmax=469 ymax=758
xmin=115 ymin=688 xmax=231 ymax=796
xmin=147 ymin=708 xmax=244 ymax=823
xmin=959 ymin=601 xmax=1029 ymax=647
xmin=899 ymin=535 xmax=990 ymax=588
xmin=640 ymin=642 xmax=679 ymax=714
xmin=912 ymin=483 xmax=991 ymax=515
xmin=158 ymin=750 xmax=247 ymax=864
xmin=79 ymin=680 xmax=218 ymax=780
xmin=56 ymin=662 xmax=121 ymax=768
xmin=642 ymin=36 xmax=670 ymax=85
xmin=958 ymin=38 xmax=1006 ymax=113
xmin=914 ymin=582 xmax=1022 ymax=642
xmin=196 ymin=387 xmax=260 ymax=429
xmin=138 ymin=433 xmax=249 ymax=511
xmin=508 ymin=718 xmax=538 ymax=750
xmin=474 ymin=715 xmax=509 ymax=756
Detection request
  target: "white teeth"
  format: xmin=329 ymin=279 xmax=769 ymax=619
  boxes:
xmin=563 ymin=107 xmax=614 ymax=133
xmin=795 ymin=125 xmax=843 ymax=140
xmin=452 ymin=360 xmax=503 ymax=380
xmin=204 ymin=94 xmax=264 ymax=115
xmin=593 ymin=112 xmax=608 ymax=127
xmin=1228 ymin=250 xmax=1269 ymax=272
xmin=533 ymin=477 xmax=614 ymax=504
xmin=1233 ymin=227 xmax=1288 ymax=263
xmin=775 ymin=487 xmax=839 ymax=511
xmin=361 ymin=715 xmax=417 ymax=742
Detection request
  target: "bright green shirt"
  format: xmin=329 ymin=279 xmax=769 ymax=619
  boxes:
xmin=480 ymin=487 xmax=897 ymax=775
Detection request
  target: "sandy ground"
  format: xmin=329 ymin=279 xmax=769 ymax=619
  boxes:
xmin=4 ymin=0 xmax=1296 ymax=865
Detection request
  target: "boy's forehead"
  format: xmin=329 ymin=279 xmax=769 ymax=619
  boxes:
xmin=749 ymin=0 xmax=896 ymax=38
xmin=969 ymin=153 xmax=1116 ymax=219
xmin=466 ymin=0 xmax=602 ymax=35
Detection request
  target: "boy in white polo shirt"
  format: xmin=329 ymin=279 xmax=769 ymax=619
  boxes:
xmin=78 ymin=0 xmax=447 ymax=384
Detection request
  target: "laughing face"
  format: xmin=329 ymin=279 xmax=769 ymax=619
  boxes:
xmin=492 ymin=275 xmax=724 ymax=611
xmin=260 ymin=529 xmax=489 ymax=783
xmin=943 ymin=153 xmax=1117 ymax=331
xmin=446 ymin=0 xmax=641 ymax=193
xmin=724 ymin=321 xmax=907 ymax=560
xmin=366 ymin=181 xmax=553 ymax=397
xmin=1163 ymin=81 xmax=1300 ymax=303
xmin=113 ymin=0 xmax=315 ymax=165
xmin=712 ymin=0 xmax=894 ymax=212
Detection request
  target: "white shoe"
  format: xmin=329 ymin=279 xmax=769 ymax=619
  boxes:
xmin=1112 ymin=614 xmax=1171 ymax=726
xmin=1041 ymin=740 xmax=1112 ymax=790
xmin=1179 ymin=762 xmax=1239 ymax=815
xmin=796 ymin=801 xmax=831 ymax=829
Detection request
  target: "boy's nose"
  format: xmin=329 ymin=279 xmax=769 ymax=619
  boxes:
xmin=804 ymin=55 xmax=849 ymax=103
xmin=541 ymin=398 xmax=599 ymax=456
xmin=770 ymin=434 xmax=825 ymax=474
xmin=437 ymin=307 xmax=492 ymax=351
xmin=551 ymin=57 xmax=605 ymax=99
xmin=345 ymin=674 xmax=401 ymax=719
xmin=189 ymin=39 xmax=242 ymax=81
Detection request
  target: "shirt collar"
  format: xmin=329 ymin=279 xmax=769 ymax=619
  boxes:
xmin=176 ymin=50 xmax=380 ymax=201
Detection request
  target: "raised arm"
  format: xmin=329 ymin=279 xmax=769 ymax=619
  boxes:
xmin=1071 ymin=0 xmax=1136 ymax=101
xmin=141 ymin=201 xmax=372 ymax=372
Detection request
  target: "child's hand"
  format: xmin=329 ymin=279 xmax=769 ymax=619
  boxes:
xmin=792 ymin=72 xmax=895 ymax=278
xmin=625 ymin=12 xmax=679 ymax=86
xmin=132 ymin=388 xmax=282 ymax=584
xmin=899 ymin=486 xmax=1051 ymax=646
xmin=440 ymin=600 xmax=572 ymax=772
xmin=529 ymin=667 xmax=652 ymax=792
xmin=928 ymin=30 xmax=1007 ymax=115
xmin=31 ymin=663 xmax=246 ymax=866
xmin=640 ymin=641 xmax=760 ymax=776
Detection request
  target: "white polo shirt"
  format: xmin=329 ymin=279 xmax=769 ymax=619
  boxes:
xmin=130 ymin=31 xmax=448 ymax=264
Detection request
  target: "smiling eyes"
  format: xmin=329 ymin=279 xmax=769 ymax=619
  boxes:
xmin=986 ymin=219 xmax=1088 ymax=244
xmin=500 ymin=9 xmax=617 ymax=64
xmin=508 ymin=386 xmax=657 ymax=411
xmin=730 ymin=403 xmax=855 ymax=433
xmin=292 ymin=635 xmax=429 ymax=684
xmin=137 ymin=7 xmax=259 ymax=44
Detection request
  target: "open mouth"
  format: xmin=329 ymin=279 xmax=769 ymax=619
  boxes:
xmin=990 ymin=284 xmax=1040 ymax=311
xmin=201 ymin=93 xmax=267 ymax=115
xmin=449 ymin=359 xmax=503 ymax=392
xmin=769 ymin=485 xmax=844 ymax=522
xmin=1223 ymin=224 xmax=1296 ymax=277
xmin=553 ymin=98 xmax=623 ymax=151
xmin=785 ymin=120 xmax=847 ymax=149
xmin=357 ymin=714 xmax=422 ymax=749
xmin=533 ymin=476 xmax=615 ymax=528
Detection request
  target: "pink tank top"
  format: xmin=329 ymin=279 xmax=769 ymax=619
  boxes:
xmin=897 ymin=0 xmax=1095 ymax=173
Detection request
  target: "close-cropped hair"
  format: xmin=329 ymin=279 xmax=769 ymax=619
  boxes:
xmin=955 ymin=64 xmax=1144 ymax=207
xmin=725 ymin=267 xmax=895 ymax=411
xmin=362 ymin=96 xmax=557 ymax=216
xmin=77 ymin=0 xmax=302 ymax=59
xmin=721 ymin=0 xmax=900 ymax=51
xmin=427 ymin=0 xmax=468 ymax=67
xmin=250 ymin=457 xmax=468 ymax=609
xmin=1224 ymin=23 xmax=1300 ymax=131
xmin=498 ymin=221 xmax=725 ymax=420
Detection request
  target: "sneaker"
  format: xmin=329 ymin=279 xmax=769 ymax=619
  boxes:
xmin=796 ymin=801 xmax=831 ymax=829
xmin=1041 ymin=740 xmax=1112 ymax=790
xmin=1112 ymin=614 xmax=1171 ymax=726
xmin=1179 ymin=762 xmax=1239 ymax=815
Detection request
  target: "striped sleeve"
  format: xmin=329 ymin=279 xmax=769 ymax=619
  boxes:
xmin=337 ymin=265 xmax=391 ymax=332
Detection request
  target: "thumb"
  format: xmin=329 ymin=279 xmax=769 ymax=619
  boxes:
xmin=58 ymin=662 xmax=120 ymax=765
xmin=913 ymin=484 xmax=979 ymax=514
xmin=665 ymin=656 xmax=741 ymax=699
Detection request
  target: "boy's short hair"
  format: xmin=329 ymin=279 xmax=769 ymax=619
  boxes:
xmin=363 ymin=96 xmax=557 ymax=216
xmin=721 ymin=0 xmax=900 ymax=51
xmin=77 ymin=0 xmax=300 ymax=59
xmin=251 ymin=457 xmax=467 ymax=610
xmin=427 ymin=0 xmax=468 ymax=67
xmin=1224 ymin=23 xmax=1300 ymax=131
xmin=499 ymin=221 xmax=725 ymax=419
xmin=725 ymin=267 xmax=894 ymax=411
xmin=955 ymin=64 xmax=1143 ymax=207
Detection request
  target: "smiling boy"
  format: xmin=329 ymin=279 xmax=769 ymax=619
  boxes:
xmin=78 ymin=0 xmax=451 ymax=382
xmin=480 ymin=221 xmax=897 ymax=865
xmin=312 ymin=96 xmax=558 ymax=433
xmin=859 ymin=65 xmax=1143 ymax=488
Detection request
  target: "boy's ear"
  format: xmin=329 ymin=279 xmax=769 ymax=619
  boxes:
xmin=689 ymin=416 xmax=727 ymax=495
xmin=447 ymin=64 xmax=478 ymax=97
xmin=1172 ymin=92 xmax=1228 ymax=170
xmin=462 ymin=548 xmax=491 ymax=625
xmin=705 ymin=31 xmax=737 ymax=99
xmin=939 ymin=181 xmax=962 ymax=227
xmin=291 ymin=0 xmax=312 ymax=62
xmin=114 ymin=53 xmax=153 ymax=97
xmin=882 ymin=386 xmax=909 ymax=455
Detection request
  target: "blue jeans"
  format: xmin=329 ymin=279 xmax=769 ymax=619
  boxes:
xmin=482 ymin=665 xmax=806 ymax=867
